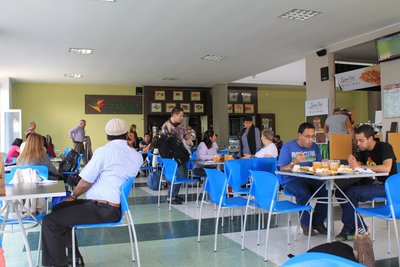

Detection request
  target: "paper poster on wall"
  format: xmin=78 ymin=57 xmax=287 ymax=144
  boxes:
xmin=383 ymin=83 xmax=400 ymax=118
xmin=305 ymin=98 xmax=328 ymax=144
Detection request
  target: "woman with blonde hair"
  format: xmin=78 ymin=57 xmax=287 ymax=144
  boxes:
xmin=17 ymin=133 xmax=59 ymax=180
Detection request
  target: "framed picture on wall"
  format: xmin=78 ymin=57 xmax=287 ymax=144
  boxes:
xmin=227 ymin=104 xmax=233 ymax=113
xmin=242 ymin=93 xmax=251 ymax=102
xmin=151 ymin=103 xmax=162 ymax=113
xmin=180 ymin=103 xmax=190 ymax=113
xmin=173 ymin=91 xmax=183 ymax=101
xmin=244 ymin=104 xmax=254 ymax=113
xmin=154 ymin=91 xmax=165 ymax=101
xmin=229 ymin=92 xmax=238 ymax=102
xmin=194 ymin=103 xmax=203 ymax=113
xmin=191 ymin=92 xmax=201 ymax=101
xmin=234 ymin=104 xmax=243 ymax=113
xmin=166 ymin=103 xmax=175 ymax=113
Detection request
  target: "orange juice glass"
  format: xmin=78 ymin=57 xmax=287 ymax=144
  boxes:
xmin=329 ymin=160 xmax=340 ymax=171
xmin=312 ymin=161 xmax=322 ymax=171
xmin=321 ymin=161 xmax=329 ymax=169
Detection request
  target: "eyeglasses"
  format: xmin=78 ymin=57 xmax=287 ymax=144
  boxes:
xmin=301 ymin=134 xmax=314 ymax=139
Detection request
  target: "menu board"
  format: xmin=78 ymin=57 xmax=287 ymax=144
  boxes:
xmin=383 ymin=83 xmax=400 ymax=118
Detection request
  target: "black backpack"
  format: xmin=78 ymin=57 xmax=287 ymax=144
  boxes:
xmin=58 ymin=149 xmax=79 ymax=174
xmin=158 ymin=134 xmax=190 ymax=165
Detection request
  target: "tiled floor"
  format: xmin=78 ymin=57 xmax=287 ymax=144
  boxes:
xmin=2 ymin=176 xmax=400 ymax=266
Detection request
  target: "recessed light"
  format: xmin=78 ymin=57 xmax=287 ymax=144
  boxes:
xmin=162 ymin=77 xmax=179 ymax=81
xmin=69 ymin=48 xmax=93 ymax=55
xmin=201 ymin=54 xmax=227 ymax=62
xmin=279 ymin=9 xmax=321 ymax=21
xmin=64 ymin=73 xmax=82 ymax=78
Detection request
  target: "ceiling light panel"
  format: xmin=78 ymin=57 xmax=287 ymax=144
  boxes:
xmin=64 ymin=73 xmax=82 ymax=78
xmin=279 ymin=9 xmax=321 ymax=21
xmin=69 ymin=48 xmax=93 ymax=55
xmin=201 ymin=55 xmax=227 ymax=62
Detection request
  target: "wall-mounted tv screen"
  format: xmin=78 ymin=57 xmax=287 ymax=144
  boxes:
xmin=376 ymin=32 xmax=400 ymax=62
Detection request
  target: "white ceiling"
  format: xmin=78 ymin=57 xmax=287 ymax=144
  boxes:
xmin=0 ymin=0 xmax=399 ymax=87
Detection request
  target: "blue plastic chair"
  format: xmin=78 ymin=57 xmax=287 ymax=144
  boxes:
xmin=64 ymin=147 xmax=71 ymax=155
xmin=4 ymin=157 xmax=18 ymax=165
xmin=157 ymin=158 xmax=199 ymax=211
xmin=282 ymin=252 xmax=365 ymax=267
xmin=251 ymin=157 xmax=277 ymax=173
xmin=197 ymin=169 xmax=249 ymax=252
xmin=224 ymin=159 xmax=253 ymax=195
xmin=355 ymin=173 xmax=400 ymax=267
xmin=2 ymin=165 xmax=49 ymax=267
xmin=242 ymin=171 xmax=313 ymax=261
xmin=63 ymin=154 xmax=83 ymax=177
xmin=140 ymin=149 xmax=155 ymax=175
xmin=71 ymin=178 xmax=140 ymax=267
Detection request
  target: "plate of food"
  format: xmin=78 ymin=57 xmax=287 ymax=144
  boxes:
xmin=337 ymin=165 xmax=354 ymax=174
xmin=292 ymin=165 xmax=313 ymax=174
xmin=314 ymin=168 xmax=338 ymax=176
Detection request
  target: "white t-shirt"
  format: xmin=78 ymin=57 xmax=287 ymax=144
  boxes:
xmin=255 ymin=143 xmax=278 ymax=158
xmin=80 ymin=139 xmax=143 ymax=204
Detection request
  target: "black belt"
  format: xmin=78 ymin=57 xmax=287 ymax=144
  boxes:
xmin=92 ymin=200 xmax=120 ymax=208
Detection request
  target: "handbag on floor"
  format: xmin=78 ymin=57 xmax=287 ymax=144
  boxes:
xmin=354 ymin=232 xmax=375 ymax=267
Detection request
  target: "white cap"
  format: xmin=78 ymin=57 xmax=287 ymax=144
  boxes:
xmin=105 ymin=118 xmax=128 ymax=136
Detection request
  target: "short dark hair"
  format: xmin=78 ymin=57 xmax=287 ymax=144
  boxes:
xmin=354 ymin=124 xmax=375 ymax=139
xmin=107 ymin=133 xmax=128 ymax=141
xmin=12 ymin=138 xmax=23 ymax=147
xmin=298 ymin=122 xmax=314 ymax=134
xmin=171 ymin=107 xmax=184 ymax=116
xmin=243 ymin=116 xmax=253 ymax=122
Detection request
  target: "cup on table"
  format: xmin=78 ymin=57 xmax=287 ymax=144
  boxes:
xmin=212 ymin=155 xmax=222 ymax=162
xmin=312 ymin=161 xmax=322 ymax=171
xmin=329 ymin=160 xmax=340 ymax=171
xmin=321 ymin=161 xmax=329 ymax=169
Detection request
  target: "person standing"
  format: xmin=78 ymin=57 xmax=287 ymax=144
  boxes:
xmin=324 ymin=107 xmax=354 ymax=139
xmin=68 ymin=119 xmax=86 ymax=163
xmin=278 ymin=122 xmax=328 ymax=236
xmin=160 ymin=107 xmax=192 ymax=205
xmin=41 ymin=118 xmax=143 ymax=267
xmin=238 ymin=116 xmax=261 ymax=157
xmin=335 ymin=124 xmax=397 ymax=241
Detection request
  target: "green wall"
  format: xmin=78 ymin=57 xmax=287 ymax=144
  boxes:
xmin=12 ymin=83 xmax=143 ymax=151
xmin=257 ymin=87 xmax=369 ymax=142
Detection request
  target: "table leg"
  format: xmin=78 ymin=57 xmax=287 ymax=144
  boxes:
xmin=12 ymin=201 xmax=34 ymax=267
xmin=326 ymin=180 xmax=332 ymax=243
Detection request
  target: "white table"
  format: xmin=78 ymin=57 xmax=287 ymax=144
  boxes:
xmin=196 ymin=160 xmax=225 ymax=171
xmin=0 ymin=181 xmax=66 ymax=267
xmin=275 ymin=171 xmax=388 ymax=242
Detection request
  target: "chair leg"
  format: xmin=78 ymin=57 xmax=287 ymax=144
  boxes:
xmin=241 ymin=205 xmax=250 ymax=250
xmin=287 ymin=213 xmax=290 ymax=245
xmin=214 ymin=205 xmax=222 ymax=252
xmin=372 ymin=199 xmax=376 ymax=241
xmin=264 ymin=212 xmax=273 ymax=261
xmin=72 ymin=227 xmax=76 ymax=267
xmin=307 ymin=210 xmax=313 ymax=250
xmin=169 ymin=181 xmax=174 ymax=211
xmin=257 ymin=209 xmax=261 ymax=246
xmin=388 ymin=219 xmax=391 ymax=254
xmin=157 ymin=174 xmax=163 ymax=208
xmin=198 ymin=190 xmax=207 ymax=242
xmin=127 ymin=218 xmax=136 ymax=262
xmin=127 ymin=213 xmax=141 ymax=267
xmin=36 ymin=227 xmax=42 ymax=267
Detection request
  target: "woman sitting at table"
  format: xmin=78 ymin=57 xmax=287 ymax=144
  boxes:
xmin=193 ymin=130 xmax=218 ymax=176
xmin=243 ymin=129 xmax=278 ymax=158
xmin=17 ymin=133 xmax=60 ymax=180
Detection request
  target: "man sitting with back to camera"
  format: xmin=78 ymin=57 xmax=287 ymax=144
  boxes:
xmin=41 ymin=118 xmax=143 ymax=267
xmin=278 ymin=122 xmax=328 ymax=236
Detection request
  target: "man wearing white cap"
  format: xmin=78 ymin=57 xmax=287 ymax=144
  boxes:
xmin=41 ymin=118 xmax=143 ymax=267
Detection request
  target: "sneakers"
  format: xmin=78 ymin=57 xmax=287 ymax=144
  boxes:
xmin=166 ymin=198 xmax=182 ymax=205
xmin=335 ymin=227 xmax=367 ymax=241
xmin=175 ymin=195 xmax=184 ymax=202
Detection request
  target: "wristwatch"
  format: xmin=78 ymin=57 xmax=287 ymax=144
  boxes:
xmin=70 ymin=193 xmax=77 ymax=200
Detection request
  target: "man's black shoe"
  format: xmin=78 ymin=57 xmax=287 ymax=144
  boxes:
xmin=301 ymin=226 xmax=315 ymax=236
xmin=175 ymin=196 xmax=184 ymax=202
xmin=67 ymin=256 xmax=85 ymax=267
xmin=167 ymin=198 xmax=182 ymax=205
xmin=313 ymin=224 xmax=328 ymax=235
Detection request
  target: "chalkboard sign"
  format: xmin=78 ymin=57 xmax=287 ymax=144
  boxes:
xmin=85 ymin=95 xmax=142 ymax=114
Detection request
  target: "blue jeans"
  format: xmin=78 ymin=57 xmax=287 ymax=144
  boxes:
xmin=336 ymin=183 xmax=385 ymax=233
xmin=283 ymin=178 xmax=327 ymax=227
xmin=168 ymin=162 xmax=187 ymax=198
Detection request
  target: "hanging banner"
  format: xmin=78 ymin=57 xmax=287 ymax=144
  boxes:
xmin=335 ymin=65 xmax=380 ymax=91
xmin=305 ymin=98 xmax=329 ymax=144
